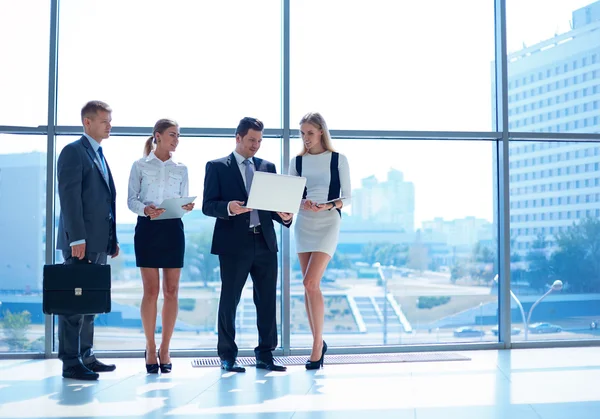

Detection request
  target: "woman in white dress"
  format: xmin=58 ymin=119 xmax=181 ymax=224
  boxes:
xmin=289 ymin=112 xmax=351 ymax=369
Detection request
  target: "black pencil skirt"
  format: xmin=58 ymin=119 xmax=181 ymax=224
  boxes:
xmin=134 ymin=216 xmax=185 ymax=268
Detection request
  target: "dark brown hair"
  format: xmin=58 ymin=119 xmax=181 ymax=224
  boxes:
xmin=235 ymin=117 xmax=264 ymax=138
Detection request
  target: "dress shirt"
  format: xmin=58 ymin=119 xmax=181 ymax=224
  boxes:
xmin=227 ymin=151 xmax=291 ymax=226
xmin=127 ymin=151 xmax=189 ymax=217
xmin=227 ymin=151 xmax=261 ymax=226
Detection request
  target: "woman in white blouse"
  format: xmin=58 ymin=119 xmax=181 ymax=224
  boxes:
xmin=127 ymin=119 xmax=194 ymax=374
xmin=288 ymin=112 xmax=351 ymax=369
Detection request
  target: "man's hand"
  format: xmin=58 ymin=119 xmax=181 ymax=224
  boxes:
xmin=144 ymin=204 xmax=166 ymax=219
xmin=229 ymin=200 xmax=252 ymax=215
xmin=71 ymin=243 xmax=86 ymax=260
xmin=277 ymin=212 xmax=293 ymax=223
xmin=111 ymin=243 xmax=120 ymax=258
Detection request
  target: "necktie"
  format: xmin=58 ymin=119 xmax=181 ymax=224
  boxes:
xmin=97 ymin=146 xmax=109 ymax=182
xmin=98 ymin=146 xmax=113 ymax=219
xmin=242 ymin=159 xmax=260 ymax=227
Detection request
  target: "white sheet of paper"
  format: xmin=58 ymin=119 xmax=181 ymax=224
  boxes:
xmin=152 ymin=196 xmax=196 ymax=221
xmin=243 ymin=171 xmax=306 ymax=214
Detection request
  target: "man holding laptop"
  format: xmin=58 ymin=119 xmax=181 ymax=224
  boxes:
xmin=202 ymin=117 xmax=293 ymax=372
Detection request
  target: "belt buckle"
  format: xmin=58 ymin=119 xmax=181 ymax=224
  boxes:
xmin=250 ymin=226 xmax=260 ymax=234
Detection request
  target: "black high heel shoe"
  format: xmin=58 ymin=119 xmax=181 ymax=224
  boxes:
xmin=158 ymin=348 xmax=172 ymax=374
xmin=305 ymin=341 xmax=327 ymax=370
xmin=145 ymin=350 xmax=159 ymax=374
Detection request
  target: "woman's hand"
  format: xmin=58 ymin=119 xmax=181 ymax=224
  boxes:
xmin=301 ymin=199 xmax=316 ymax=211
xmin=315 ymin=203 xmax=334 ymax=212
xmin=144 ymin=204 xmax=166 ymax=219
xmin=181 ymin=202 xmax=195 ymax=211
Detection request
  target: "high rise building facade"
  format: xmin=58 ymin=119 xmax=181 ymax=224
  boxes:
xmin=0 ymin=152 xmax=45 ymax=292
xmin=504 ymin=1 xmax=600 ymax=252
xmin=352 ymin=168 xmax=415 ymax=233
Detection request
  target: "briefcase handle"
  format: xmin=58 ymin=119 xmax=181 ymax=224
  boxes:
xmin=64 ymin=256 xmax=92 ymax=265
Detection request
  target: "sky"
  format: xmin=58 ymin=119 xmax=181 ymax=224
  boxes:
xmin=0 ymin=0 xmax=596 ymax=226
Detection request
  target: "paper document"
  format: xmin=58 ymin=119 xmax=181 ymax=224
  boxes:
xmin=152 ymin=196 xmax=196 ymax=221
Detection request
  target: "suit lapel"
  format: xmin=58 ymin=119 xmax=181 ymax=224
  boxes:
xmin=82 ymin=136 xmax=111 ymax=192
xmin=251 ymin=157 xmax=267 ymax=222
xmin=228 ymin=153 xmax=247 ymax=197
xmin=252 ymin=157 xmax=263 ymax=173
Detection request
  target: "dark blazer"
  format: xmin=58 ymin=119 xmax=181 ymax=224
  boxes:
xmin=202 ymin=153 xmax=289 ymax=255
xmin=56 ymin=135 xmax=118 ymax=255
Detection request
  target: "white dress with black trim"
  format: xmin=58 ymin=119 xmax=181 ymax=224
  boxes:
xmin=289 ymin=151 xmax=351 ymax=257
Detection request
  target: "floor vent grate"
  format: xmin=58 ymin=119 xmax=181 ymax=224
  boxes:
xmin=191 ymin=352 xmax=470 ymax=368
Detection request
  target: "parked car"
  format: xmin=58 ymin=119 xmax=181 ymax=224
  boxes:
xmin=490 ymin=326 xmax=521 ymax=336
xmin=453 ymin=326 xmax=485 ymax=338
xmin=528 ymin=322 xmax=562 ymax=334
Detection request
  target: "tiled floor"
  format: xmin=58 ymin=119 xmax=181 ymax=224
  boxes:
xmin=0 ymin=347 xmax=599 ymax=418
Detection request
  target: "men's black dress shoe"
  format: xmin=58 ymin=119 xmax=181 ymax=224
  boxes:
xmin=221 ymin=360 xmax=246 ymax=373
xmin=62 ymin=363 xmax=99 ymax=381
xmin=255 ymin=360 xmax=287 ymax=372
xmin=85 ymin=360 xmax=116 ymax=373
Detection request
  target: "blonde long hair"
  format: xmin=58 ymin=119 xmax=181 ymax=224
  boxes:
xmin=298 ymin=112 xmax=335 ymax=156
xmin=144 ymin=119 xmax=178 ymax=156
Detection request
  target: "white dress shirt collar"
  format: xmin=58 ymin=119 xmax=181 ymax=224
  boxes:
xmin=233 ymin=150 xmax=254 ymax=166
xmin=146 ymin=150 xmax=177 ymax=166
xmin=83 ymin=133 xmax=101 ymax=153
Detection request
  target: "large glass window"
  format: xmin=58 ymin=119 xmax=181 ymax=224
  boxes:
xmin=57 ymin=0 xmax=282 ymax=128
xmin=54 ymin=135 xmax=283 ymax=351
xmin=509 ymin=140 xmax=600 ymax=342
xmin=506 ymin=0 xmax=600 ymax=134
xmin=4 ymin=0 xmax=600 ymax=357
xmin=0 ymin=2 xmax=50 ymax=126
xmin=291 ymin=0 xmax=495 ymax=131
xmin=288 ymin=138 xmax=498 ymax=347
xmin=0 ymin=135 xmax=47 ymax=353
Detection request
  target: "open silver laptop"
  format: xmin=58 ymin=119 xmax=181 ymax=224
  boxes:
xmin=244 ymin=171 xmax=306 ymax=214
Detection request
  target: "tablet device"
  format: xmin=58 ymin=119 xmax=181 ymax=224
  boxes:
xmin=152 ymin=196 xmax=197 ymax=221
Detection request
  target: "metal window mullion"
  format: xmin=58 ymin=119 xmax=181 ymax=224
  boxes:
xmin=280 ymin=0 xmax=291 ymax=356
xmin=44 ymin=0 xmax=60 ymax=358
xmin=0 ymin=126 xmax=48 ymax=135
xmin=495 ymin=0 xmax=512 ymax=348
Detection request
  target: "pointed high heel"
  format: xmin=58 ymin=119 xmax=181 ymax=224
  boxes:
xmin=158 ymin=348 xmax=172 ymax=374
xmin=305 ymin=341 xmax=327 ymax=370
xmin=145 ymin=350 xmax=159 ymax=374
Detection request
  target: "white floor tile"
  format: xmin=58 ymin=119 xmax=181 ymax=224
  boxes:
xmin=0 ymin=348 xmax=599 ymax=419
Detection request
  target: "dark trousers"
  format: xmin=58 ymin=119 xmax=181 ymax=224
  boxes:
xmin=217 ymin=232 xmax=278 ymax=362
xmin=58 ymin=250 xmax=107 ymax=369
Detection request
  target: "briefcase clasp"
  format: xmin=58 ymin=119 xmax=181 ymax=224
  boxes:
xmin=74 ymin=288 xmax=82 ymax=296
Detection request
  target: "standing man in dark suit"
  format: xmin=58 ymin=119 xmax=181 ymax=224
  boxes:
xmin=203 ymin=117 xmax=293 ymax=372
xmin=56 ymin=100 xmax=119 ymax=380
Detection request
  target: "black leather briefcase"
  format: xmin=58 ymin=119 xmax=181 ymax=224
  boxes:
xmin=43 ymin=259 xmax=112 ymax=315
